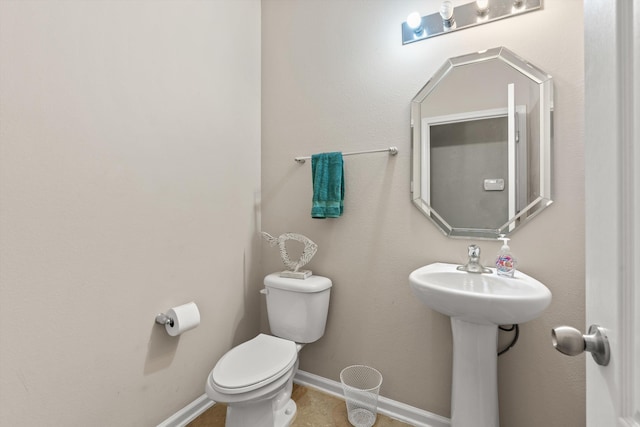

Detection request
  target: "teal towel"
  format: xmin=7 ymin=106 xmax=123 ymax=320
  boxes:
xmin=311 ymin=152 xmax=344 ymax=218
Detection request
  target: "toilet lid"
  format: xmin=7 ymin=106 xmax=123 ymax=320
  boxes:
xmin=211 ymin=334 xmax=297 ymax=394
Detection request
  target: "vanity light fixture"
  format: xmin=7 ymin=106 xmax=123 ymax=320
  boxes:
xmin=401 ymin=0 xmax=542 ymax=45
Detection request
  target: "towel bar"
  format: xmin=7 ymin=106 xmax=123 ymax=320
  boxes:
xmin=294 ymin=146 xmax=398 ymax=164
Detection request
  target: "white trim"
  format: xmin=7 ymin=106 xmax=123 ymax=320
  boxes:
xmin=294 ymin=370 xmax=451 ymax=427
xmin=156 ymin=370 xmax=451 ymax=427
xmin=585 ymin=1 xmax=639 ymax=426
xmin=156 ymin=394 xmax=215 ymax=427
xmin=618 ymin=1 xmax=638 ymax=423
xmin=507 ymin=83 xmax=516 ymax=231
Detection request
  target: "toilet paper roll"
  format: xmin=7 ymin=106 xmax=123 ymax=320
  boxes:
xmin=165 ymin=302 xmax=200 ymax=336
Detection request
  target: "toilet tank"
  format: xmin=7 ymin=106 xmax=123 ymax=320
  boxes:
xmin=263 ymin=273 xmax=332 ymax=343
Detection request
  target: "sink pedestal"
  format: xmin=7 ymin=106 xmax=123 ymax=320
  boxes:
xmin=450 ymin=318 xmax=499 ymax=427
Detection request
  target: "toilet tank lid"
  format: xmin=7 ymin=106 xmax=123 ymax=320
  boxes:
xmin=264 ymin=273 xmax=332 ymax=293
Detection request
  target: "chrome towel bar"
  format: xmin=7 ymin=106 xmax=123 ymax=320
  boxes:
xmin=294 ymin=146 xmax=398 ymax=164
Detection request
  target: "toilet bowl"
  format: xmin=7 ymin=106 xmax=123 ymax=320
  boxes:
xmin=205 ymin=274 xmax=332 ymax=427
xmin=206 ymin=334 xmax=300 ymax=427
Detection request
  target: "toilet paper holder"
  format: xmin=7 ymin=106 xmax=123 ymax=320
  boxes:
xmin=155 ymin=313 xmax=174 ymax=327
xmin=155 ymin=302 xmax=200 ymax=336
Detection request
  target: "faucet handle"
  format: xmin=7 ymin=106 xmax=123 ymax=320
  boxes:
xmin=468 ymin=244 xmax=481 ymax=260
xmin=457 ymin=244 xmax=492 ymax=274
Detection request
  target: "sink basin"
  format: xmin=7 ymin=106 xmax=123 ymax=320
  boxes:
xmin=409 ymin=262 xmax=552 ymax=426
xmin=409 ymin=262 xmax=552 ymax=325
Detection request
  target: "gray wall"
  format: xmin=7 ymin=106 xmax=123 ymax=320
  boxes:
xmin=0 ymin=1 xmax=261 ymax=425
xmin=262 ymin=1 xmax=585 ymax=426
xmin=430 ymin=117 xmax=509 ymax=229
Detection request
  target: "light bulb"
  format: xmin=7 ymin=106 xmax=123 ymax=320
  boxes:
xmin=439 ymin=1 xmax=454 ymax=21
xmin=407 ymin=12 xmax=423 ymax=32
xmin=476 ymin=0 xmax=489 ymax=12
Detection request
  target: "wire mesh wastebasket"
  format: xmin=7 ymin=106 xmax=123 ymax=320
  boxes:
xmin=340 ymin=365 xmax=383 ymax=427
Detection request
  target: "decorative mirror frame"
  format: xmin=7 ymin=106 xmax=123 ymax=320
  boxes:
xmin=410 ymin=47 xmax=553 ymax=239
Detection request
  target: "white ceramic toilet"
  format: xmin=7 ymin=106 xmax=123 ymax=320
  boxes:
xmin=205 ymin=273 xmax=332 ymax=427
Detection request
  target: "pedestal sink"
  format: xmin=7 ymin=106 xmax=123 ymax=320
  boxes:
xmin=409 ymin=262 xmax=551 ymax=427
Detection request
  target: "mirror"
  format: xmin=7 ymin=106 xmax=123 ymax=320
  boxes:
xmin=410 ymin=47 xmax=553 ymax=239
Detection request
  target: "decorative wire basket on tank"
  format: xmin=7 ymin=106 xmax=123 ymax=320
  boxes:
xmin=340 ymin=365 xmax=383 ymax=427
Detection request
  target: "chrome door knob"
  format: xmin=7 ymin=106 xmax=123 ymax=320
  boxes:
xmin=551 ymin=324 xmax=610 ymax=366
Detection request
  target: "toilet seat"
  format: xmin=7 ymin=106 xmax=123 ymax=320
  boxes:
xmin=211 ymin=334 xmax=297 ymax=395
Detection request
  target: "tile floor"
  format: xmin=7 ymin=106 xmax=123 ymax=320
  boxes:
xmin=187 ymin=384 xmax=411 ymax=426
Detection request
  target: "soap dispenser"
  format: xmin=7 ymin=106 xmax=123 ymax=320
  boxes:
xmin=495 ymin=235 xmax=517 ymax=277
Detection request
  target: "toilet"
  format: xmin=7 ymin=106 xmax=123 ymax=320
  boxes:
xmin=205 ymin=273 xmax=332 ymax=427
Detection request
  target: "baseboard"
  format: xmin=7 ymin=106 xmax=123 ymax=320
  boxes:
xmin=294 ymin=370 xmax=451 ymax=427
xmin=156 ymin=394 xmax=215 ymax=427
xmin=157 ymin=370 xmax=451 ymax=427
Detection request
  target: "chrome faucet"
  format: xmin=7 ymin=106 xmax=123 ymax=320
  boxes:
xmin=457 ymin=244 xmax=492 ymax=274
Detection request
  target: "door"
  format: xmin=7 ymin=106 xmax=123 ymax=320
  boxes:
xmin=423 ymin=106 xmax=526 ymax=232
xmin=585 ymin=1 xmax=639 ymax=425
